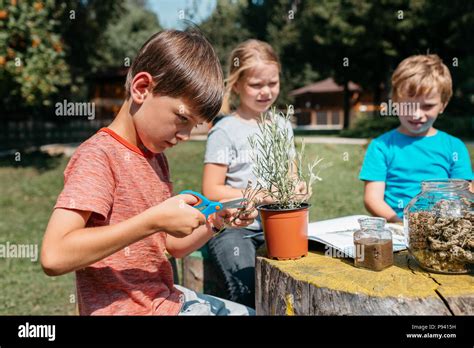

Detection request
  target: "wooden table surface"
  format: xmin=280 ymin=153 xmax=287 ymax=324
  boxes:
xmin=255 ymin=243 xmax=473 ymax=315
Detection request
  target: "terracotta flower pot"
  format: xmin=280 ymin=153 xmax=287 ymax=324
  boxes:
xmin=258 ymin=203 xmax=310 ymax=260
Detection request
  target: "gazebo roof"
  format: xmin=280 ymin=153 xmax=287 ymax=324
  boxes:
xmin=290 ymin=78 xmax=361 ymax=96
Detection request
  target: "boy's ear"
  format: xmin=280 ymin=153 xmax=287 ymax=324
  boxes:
xmin=440 ymin=101 xmax=448 ymax=114
xmin=131 ymin=72 xmax=153 ymax=105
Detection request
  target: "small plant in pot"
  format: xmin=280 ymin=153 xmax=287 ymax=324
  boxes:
xmin=247 ymin=107 xmax=323 ymax=260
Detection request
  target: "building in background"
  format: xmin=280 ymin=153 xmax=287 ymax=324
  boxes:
xmin=290 ymin=78 xmax=386 ymax=130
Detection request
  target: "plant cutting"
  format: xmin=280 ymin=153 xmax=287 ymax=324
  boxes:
xmin=244 ymin=106 xmax=323 ymax=260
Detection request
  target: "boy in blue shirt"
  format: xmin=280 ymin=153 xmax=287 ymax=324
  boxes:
xmin=360 ymin=54 xmax=473 ymax=222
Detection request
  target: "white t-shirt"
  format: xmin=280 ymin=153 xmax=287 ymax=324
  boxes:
xmin=204 ymin=114 xmax=295 ymax=230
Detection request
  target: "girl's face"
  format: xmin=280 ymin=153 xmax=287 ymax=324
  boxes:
xmin=234 ymin=61 xmax=280 ymax=115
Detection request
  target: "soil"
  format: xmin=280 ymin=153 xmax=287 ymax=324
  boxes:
xmin=354 ymin=237 xmax=394 ymax=271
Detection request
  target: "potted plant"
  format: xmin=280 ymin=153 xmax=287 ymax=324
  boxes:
xmin=246 ymin=107 xmax=323 ymax=260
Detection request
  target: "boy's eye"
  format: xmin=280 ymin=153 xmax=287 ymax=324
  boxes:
xmin=176 ymin=113 xmax=189 ymax=123
xmin=250 ymin=84 xmax=262 ymax=88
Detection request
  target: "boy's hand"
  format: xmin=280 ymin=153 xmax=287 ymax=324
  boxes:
xmin=147 ymin=194 xmax=207 ymax=238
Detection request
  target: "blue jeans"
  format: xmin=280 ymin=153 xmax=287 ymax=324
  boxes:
xmin=175 ymin=285 xmax=255 ymax=315
xmin=207 ymin=227 xmax=265 ymax=308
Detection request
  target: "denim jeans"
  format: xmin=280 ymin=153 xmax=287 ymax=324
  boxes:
xmin=207 ymin=227 xmax=265 ymax=308
xmin=175 ymin=284 xmax=255 ymax=315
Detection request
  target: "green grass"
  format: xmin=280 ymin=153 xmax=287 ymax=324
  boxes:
xmin=1 ymin=142 xmax=473 ymax=314
xmin=0 ymin=153 xmax=76 ymax=315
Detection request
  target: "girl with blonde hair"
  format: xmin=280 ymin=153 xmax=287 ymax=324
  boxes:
xmin=202 ymin=39 xmax=295 ymax=308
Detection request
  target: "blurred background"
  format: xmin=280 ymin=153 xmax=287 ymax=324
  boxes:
xmin=1 ymin=0 xmax=473 ymax=148
xmin=0 ymin=0 xmax=473 ymax=314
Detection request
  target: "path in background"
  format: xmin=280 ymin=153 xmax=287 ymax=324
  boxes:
xmin=2 ymin=136 xmax=474 ymax=158
xmin=190 ymin=135 xmax=369 ymax=145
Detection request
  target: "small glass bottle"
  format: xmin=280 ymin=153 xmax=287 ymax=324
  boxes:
xmin=353 ymin=217 xmax=393 ymax=271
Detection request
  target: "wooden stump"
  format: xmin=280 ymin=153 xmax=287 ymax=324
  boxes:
xmin=181 ymin=248 xmax=227 ymax=298
xmin=255 ymin=247 xmax=473 ymax=315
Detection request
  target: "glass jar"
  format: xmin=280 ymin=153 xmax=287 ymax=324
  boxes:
xmin=353 ymin=217 xmax=394 ymax=271
xmin=404 ymin=179 xmax=473 ymax=274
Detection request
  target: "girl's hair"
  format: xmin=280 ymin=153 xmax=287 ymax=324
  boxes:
xmin=221 ymin=39 xmax=281 ymax=114
xmin=391 ymin=54 xmax=452 ymax=104
xmin=125 ymin=28 xmax=223 ymax=122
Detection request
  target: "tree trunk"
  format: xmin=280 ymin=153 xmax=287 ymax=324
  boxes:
xmin=256 ymin=249 xmax=473 ymax=315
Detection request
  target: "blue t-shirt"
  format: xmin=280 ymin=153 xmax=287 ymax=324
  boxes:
xmin=359 ymin=129 xmax=473 ymax=218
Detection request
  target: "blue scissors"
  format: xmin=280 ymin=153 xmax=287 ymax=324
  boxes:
xmin=179 ymin=190 xmax=247 ymax=218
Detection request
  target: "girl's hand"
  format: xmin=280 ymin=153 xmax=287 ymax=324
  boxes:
xmin=294 ymin=181 xmax=312 ymax=201
xmin=253 ymin=192 xmax=273 ymax=206
xmin=210 ymin=205 xmax=258 ymax=230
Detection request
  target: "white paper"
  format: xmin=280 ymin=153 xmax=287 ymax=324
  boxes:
xmin=308 ymin=215 xmax=406 ymax=258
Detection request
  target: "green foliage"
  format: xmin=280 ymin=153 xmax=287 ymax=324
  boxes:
xmin=2 ymin=0 xmax=474 ymax=131
xmin=429 ymin=115 xmax=474 ymax=140
xmin=0 ymin=0 xmax=70 ymax=109
xmin=92 ymin=0 xmax=162 ymax=70
xmin=0 ymin=0 xmax=165 ymax=113
xmin=56 ymin=0 xmax=125 ymax=99
xmin=199 ymin=0 xmax=251 ymax=69
xmin=340 ymin=113 xmax=400 ymax=138
xmin=233 ymin=0 xmax=474 ymax=128
xmin=341 ymin=113 xmax=474 ymax=140
xmin=0 ymin=0 xmax=125 ymax=111
xmin=199 ymin=0 xmax=321 ymax=107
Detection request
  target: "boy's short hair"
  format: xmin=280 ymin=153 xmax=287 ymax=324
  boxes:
xmin=391 ymin=54 xmax=452 ymax=104
xmin=125 ymin=28 xmax=223 ymax=122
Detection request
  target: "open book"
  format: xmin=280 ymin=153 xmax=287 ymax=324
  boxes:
xmin=308 ymin=215 xmax=407 ymax=258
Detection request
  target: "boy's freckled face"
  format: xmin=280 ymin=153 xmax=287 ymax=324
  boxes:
xmin=132 ymin=94 xmax=201 ymax=153
xmin=396 ymin=90 xmax=445 ymax=136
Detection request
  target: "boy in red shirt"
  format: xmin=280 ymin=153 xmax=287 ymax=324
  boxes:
xmin=40 ymin=29 xmax=257 ymax=315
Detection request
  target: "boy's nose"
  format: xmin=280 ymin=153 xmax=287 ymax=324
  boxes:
xmin=176 ymin=131 xmax=191 ymax=142
xmin=413 ymin=107 xmax=423 ymax=120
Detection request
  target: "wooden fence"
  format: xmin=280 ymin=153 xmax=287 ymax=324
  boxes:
xmin=0 ymin=117 xmax=112 ymax=151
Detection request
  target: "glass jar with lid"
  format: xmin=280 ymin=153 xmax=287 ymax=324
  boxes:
xmin=353 ymin=217 xmax=394 ymax=271
xmin=404 ymin=179 xmax=473 ymax=274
